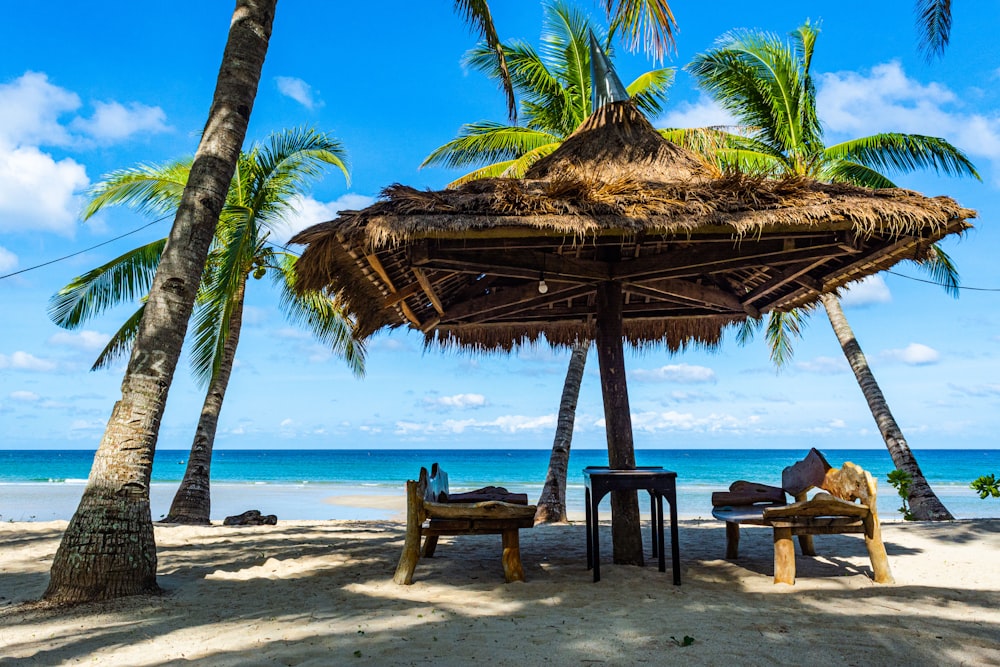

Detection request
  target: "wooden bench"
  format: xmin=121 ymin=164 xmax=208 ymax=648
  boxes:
xmin=393 ymin=463 xmax=537 ymax=584
xmin=711 ymin=448 xmax=893 ymax=585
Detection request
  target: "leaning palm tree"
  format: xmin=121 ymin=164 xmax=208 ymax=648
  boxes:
xmin=44 ymin=0 xmax=276 ymax=605
xmin=423 ymin=0 xmax=674 ymax=185
xmin=48 ymin=127 xmax=365 ymax=526
xmin=685 ymin=21 xmax=979 ymax=520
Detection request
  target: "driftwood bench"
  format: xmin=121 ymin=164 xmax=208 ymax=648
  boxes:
xmin=393 ymin=464 xmax=537 ymax=584
xmin=711 ymin=448 xmax=893 ymax=585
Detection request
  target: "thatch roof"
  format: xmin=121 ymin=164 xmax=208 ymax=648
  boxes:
xmin=292 ymin=101 xmax=975 ymax=351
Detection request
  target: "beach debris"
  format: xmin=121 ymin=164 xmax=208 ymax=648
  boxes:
xmin=223 ymin=510 xmax=277 ymax=526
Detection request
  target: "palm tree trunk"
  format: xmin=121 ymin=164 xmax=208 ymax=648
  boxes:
xmin=164 ymin=278 xmax=247 ymax=524
xmin=820 ymin=292 xmax=953 ymax=521
xmin=535 ymin=340 xmax=590 ymax=524
xmin=43 ymin=0 xmax=275 ymax=604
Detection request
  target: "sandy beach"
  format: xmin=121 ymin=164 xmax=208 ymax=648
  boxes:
xmin=1 ymin=517 xmax=998 ymax=666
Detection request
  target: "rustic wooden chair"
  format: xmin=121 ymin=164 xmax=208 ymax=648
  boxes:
xmin=711 ymin=448 xmax=893 ymax=585
xmin=393 ymin=463 xmax=537 ymax=584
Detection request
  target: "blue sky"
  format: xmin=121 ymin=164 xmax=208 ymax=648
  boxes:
xmin=1 ymin=1 xmax=997 ymax=452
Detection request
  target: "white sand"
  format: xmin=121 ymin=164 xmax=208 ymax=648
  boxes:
xmin=1 ymin=518 xmax=998 ymax=666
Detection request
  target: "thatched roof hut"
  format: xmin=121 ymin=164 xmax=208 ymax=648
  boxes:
xmin=292 ymin=101 xmax=974 ymax=353
xmin=293 ymin=99 xmax=974 ymax=562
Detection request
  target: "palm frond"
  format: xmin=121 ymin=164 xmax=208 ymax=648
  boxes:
xmin=824 ymin=134 xmax=980 ymax=181
xmin=627 ymin=68 xmax=674 ymax=117
xmin=422 ymin=123 xmax=560 ymax=169
xmin=822 ymin=160 xmax=898 ymax=188
xmin=453 ymin=0 xmax=517 ymax=120
xmin=90 ymin=304 xmax=145 ymax=371
xmin=278 ymin=254 xmax=366 ymax=377
xmin=913 ymin=243 xmax=960 ymax=298
xmin=47 ymin=239 xmax=166 ymax=328
xmin=81 ymin=161 xmax=191 ymax=220
xmin=604 ymin=0 xmax=677 ymax=60
xmin=765 ymin=309 xmax=809 ymax=367
xmin=915 ymin=0 xmax=952 ymax=60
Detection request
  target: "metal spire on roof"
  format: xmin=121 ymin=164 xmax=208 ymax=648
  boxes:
xmin=589 ymin=30 xmax=630 ymax=111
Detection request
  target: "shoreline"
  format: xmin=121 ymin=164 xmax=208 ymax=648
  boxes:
xmin=2 ymin=480 xmax=995 ymax=524
xmin=2 ymin=518 xmax=998 ymax=665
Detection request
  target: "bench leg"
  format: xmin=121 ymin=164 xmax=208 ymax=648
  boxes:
xmin=863 ymin=515 xmax=894 ymax=584
xmin=773 ymin=526 xmax=795 ymax=585
xmin=393 ymin=527 xmax=422 ymax=585
xmin=724 ymin=521 xmax=740 ymax=559
xmin=421 ymin=535 xmax=439 ymax=558
xmin=501 ymin=529 xmax=526 ymax=583
xmin=798 ymin=534 xmax=816 ymax=557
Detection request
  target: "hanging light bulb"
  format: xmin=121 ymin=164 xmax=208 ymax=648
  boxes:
xmin=538 ymin=277 xmax=549 ymax=294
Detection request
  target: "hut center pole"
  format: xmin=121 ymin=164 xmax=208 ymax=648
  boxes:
xmin=595 ymin=279 xmax=645 ymax=565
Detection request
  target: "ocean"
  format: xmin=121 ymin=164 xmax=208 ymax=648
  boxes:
xmin=1 ymin=448 xmax=997 ymax=523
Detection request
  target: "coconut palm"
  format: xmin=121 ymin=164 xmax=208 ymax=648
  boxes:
xmin=535 ymin=340 xmax=590 ymax=524
xmin=686 ymin=21 xmax=979 ymax=520
xmin=43 ymin=0 xmax=276 ymax=605
xmin=459 ymin=0 xmax=677 ymax=120
xmin=48 ymin=127 xmax=365 ymax=526
xmin=423 ymin=0 xmax=674 ymax=186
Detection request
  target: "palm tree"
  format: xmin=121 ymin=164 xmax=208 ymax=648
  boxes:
xmin=42 ymin=0 xmax=679 ymax=605
xmin=458 ymin=0 xmax=677 ymax=120
xmin=43 ymin=0 xmax=276 ymax=605
xmin=48 ymin=128 xmax=365 ymax=526
xmin=685 ymin=21 xmax=979 ymax=520
xmin=535 ymin=340 xmax=590 ymax=524
xmin=423 ymin=0 xmax=674 ymax=185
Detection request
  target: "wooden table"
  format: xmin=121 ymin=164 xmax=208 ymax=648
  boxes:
xmin=583 ymin=466 xmax=681 ymax=584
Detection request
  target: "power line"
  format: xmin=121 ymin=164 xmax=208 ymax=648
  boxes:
xmin=0 ymin=217 xmax=169 ymax=281
xmin=885 ymin=270 xmax=1000 ymax=292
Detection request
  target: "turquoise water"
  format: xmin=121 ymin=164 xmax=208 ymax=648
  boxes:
xmin=1 ymin=448 xmax=997 ymax=522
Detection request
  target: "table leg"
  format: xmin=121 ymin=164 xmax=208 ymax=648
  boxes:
xmin=585 ymin=487 xmax=593 ymax=569
xmin=669 ymin=488 xmax=680 ymax=585
xmin=649 ymin=492 xmax=657 ymax=558
xmin=655 ymin=493 xmax=665 ymax=573
xmin=591 ymin=488 xmax=602 ymax=583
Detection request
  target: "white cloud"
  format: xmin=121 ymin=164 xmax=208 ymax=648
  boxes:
xmin=0 ymin=144 xmax=88 ymax=235
xmin=948 ymin=382 xmax=1000 ymax=398
xmin=424 ymin=393 xmax=487 ymax=410
xmin=839 ymin=275 xmax=892 ymax=307
xmin=70 ymin=100 xmax=169 ymax=142
xmin=276 ymin=76 xmax=321 ymax=110
xmin=883 ymin=342 xmax=940 ymax=365
xmin=0 ymin=71 xmax=79 ymax=147
xmin=597 ymin=410 xmax=758 ymax=433
xmin=273 ymin=193 xmax=376 ymax=244
xmin=631 ymin=363 xmax=716 ymax=384
xmin=9 ymin=390 xmax=40 ymax=402
xmin=795 ymin=355 xmax=848 ymax=374
xmin=657 ymin=94 xmax=737 ymax=128
xmin=0 ymin=245 xmax=16 ymax=272
xmin=394 ymin=413 xmax=555 ymax=436
xmin=48 ymin=330 xmax=110 ymax=351
xmin=817 ymin=61 xmax=1000 ymax=167
xmin=0 ymin=351 xmax=58 ymax=372
xmin=280 ymin=418 xmax=295 ymax=427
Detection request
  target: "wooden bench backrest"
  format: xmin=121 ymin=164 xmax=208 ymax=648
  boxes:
xmin=781 ymin=448 xmax=832 ymax=497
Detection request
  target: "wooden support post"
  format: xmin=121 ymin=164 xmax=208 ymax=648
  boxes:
xmin=724 ymin=521 xmax=740 ymax=559
xmin=393 ymin=480 xmax=424 ymax=585
xmin=595 ymin=280 xmax=644 ymax=566
xmin=773 ymin=525 xmax=795 ymax=585
xmin=501 ymin=529 xmax=526 ymax=582
xmin=793 ymin=492 xmax=817 ymax=556
xmin=863 ymin=514 xmax=894 ymax=584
